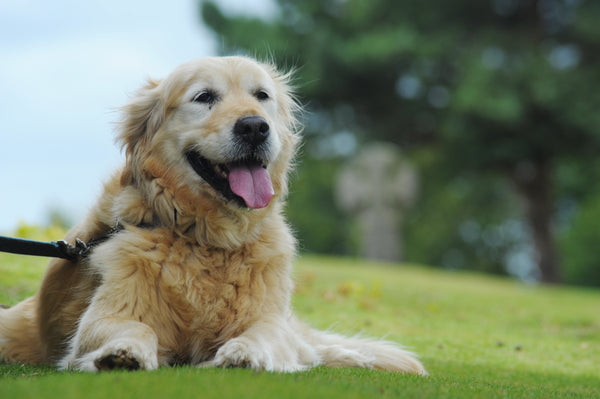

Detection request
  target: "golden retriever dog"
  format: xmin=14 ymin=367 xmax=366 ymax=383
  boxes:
xmin=0 ymin=56 xmax=426 ymax=374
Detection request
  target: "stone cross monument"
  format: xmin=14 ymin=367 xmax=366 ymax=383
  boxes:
xmin=336 ymin=142 xmax=418 ymax=262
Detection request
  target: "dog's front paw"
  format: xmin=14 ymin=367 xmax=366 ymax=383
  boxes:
xmin=94 ymin=348 xmax=141 ymax=371
xmin=94 ymin=340 xmax=158 ymax=372
xmin=207 ymin=337 xmax=274 ymax=371
xmin=62 ymin=340 xmax=159 ymax=372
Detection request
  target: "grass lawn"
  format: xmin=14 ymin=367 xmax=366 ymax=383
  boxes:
xmin=1 ymin=241 xmax=599 ymax=398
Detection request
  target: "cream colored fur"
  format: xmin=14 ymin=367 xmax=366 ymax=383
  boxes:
xmin=0 ymin=56 xmax=426 ymax=375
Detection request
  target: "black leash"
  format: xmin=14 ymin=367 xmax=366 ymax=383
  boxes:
xmin=0 ymin=224 xmax=124 ymax=262
xmin=0 ymin=236 xmax=86 ymax=261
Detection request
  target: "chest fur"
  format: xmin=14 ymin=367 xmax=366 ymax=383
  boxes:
xmin=91 ymin=230 xmax=292 ymax=360
xmin=160 ymin=247 xmax=265 ymax=335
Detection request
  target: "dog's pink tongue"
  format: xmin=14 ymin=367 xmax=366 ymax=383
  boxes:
xmin=228 ymin=164 xmax=274 ymax=209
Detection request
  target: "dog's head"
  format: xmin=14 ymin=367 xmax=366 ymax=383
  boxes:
xmin=116 ymin=57 xmax=300 ymax=223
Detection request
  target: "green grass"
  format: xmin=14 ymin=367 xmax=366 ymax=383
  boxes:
xmin=1 ymin=249 xmax=599 ymax=398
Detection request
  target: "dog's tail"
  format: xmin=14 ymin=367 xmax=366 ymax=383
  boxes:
xmin=0 ymin=296 xmax=43 ymax=364
xmin=299 ymin=322 xmax=427 ymax=375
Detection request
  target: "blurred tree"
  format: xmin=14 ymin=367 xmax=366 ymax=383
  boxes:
xmin=559 ymin=191 xmax=600 ymax=287
xmin=286 ymin=157 xmax=353 ymax=255
xmin=200 ymin=0 xmax=600 ymax=283
xmin=404 ymin=149 xmax=530 ymax=278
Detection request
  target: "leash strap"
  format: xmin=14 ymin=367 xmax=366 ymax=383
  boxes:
xmin=0 ymin=224 xmax=124 ymax=261
xmin=0 ymin=236 xmax=85 ymax=261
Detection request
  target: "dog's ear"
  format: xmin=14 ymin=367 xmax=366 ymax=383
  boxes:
xmin=117 ymin=78 xmax=165 ymax=186
xmin=117 ymin=78 xmax=164 ymax=157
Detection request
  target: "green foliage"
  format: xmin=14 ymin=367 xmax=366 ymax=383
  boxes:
xmin=12 ymin=222 xmax=67 ymax=242
xmin=0 ymin=223 xmax=67 ymax=305
xmin=2 ymin=255 xmax=599 ymax=397
xmin=404 ymin=150 xmax=524 ymax=275
xmin=287 ymin=157 xmax=355 ymax=254
xmin=559 ymin=193 xmax=600 ymax=287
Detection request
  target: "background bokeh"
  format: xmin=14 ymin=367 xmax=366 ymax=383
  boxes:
xmin=199 ymin=0 xmax=600 ymax=287
xmin=2 ymin=0 xmax=599 ymax=287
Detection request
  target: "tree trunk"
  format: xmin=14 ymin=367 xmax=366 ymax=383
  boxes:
xmin=511 ymin=160 xmax=561 ymax=284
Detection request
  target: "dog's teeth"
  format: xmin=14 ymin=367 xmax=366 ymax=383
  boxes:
xmin=214 ymin=165 xmax=228 ymax=178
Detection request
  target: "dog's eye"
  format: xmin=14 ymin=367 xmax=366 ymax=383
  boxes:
xmin=193 ymin=90 xmax=218 ymax=104
xmin=254 ymin=90 xmax=270 ymax=101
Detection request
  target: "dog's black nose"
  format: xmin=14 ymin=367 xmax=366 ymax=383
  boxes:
xmin=233 ymin=116 xmax=270 ymax=146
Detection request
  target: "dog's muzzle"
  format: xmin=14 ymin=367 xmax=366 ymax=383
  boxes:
xmin=186 ymin=115 xmax=275 ymax=210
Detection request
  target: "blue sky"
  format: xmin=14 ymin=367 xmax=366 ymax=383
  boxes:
xmin=0 ymin=0 xmax=274 ymax=232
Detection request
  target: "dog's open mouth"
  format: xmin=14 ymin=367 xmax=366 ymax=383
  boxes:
xmin=185 ymin=151 xmax=274 ymax=209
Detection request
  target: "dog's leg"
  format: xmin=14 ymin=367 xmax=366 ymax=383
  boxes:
xmin=59 ymin=299 xmax=159 ymax=372
xmin=202 ymin=314 xmax=320 ymax=372
xmin=0 ymin=296 xmax=43 ymax=364
xmin=205 ymin=315 xmax=427 ymax=375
